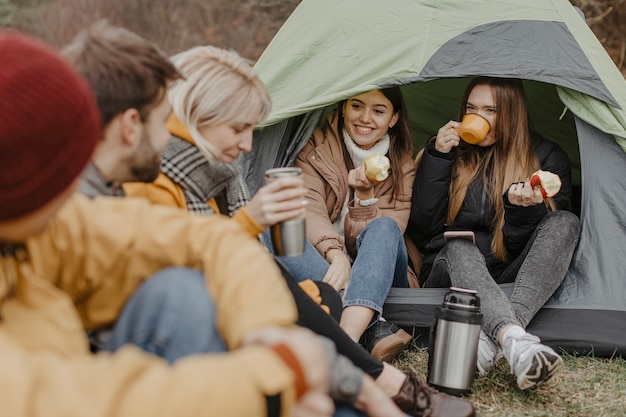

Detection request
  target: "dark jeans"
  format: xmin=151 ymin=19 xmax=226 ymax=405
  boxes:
xmin=423 ymin=211 xmax=580 ymax=343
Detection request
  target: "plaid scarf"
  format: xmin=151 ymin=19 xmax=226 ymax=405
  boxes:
xmin=160 ymin=136 xmax=249 ymax=216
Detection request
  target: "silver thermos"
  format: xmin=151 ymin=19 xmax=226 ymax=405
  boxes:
xmin=428 ymin=287 xmax=482 ymax=396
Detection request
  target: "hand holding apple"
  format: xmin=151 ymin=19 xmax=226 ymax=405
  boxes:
xmin=530 ymin=170 xmax=562 ymax=198
xmin=363 ymin=154 xmax=391 ymax=183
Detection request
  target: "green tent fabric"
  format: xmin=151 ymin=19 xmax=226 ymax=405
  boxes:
xmin=243 ymin=0 xmax=626 ymax=356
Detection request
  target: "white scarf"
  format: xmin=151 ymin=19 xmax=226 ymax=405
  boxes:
xmin=342 ymin=129 xmax=390 ymax=168
xmin=332 ymin=129 xmax=391 ymax=249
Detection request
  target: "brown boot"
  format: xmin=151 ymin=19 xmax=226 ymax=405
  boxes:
xmin=391 ymin=372 xmax=475 ymax=417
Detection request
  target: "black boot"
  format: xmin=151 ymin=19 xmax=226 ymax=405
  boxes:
xmin=360 ymin=321 xmax=412 ymax=362
xmin=391 ymin=372 xmax=476 ymax=417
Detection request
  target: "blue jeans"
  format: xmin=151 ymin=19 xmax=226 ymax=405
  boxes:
xmin=343 ymin=217 xmax=409 ymax=316
xmin=104 ymin=267 xmax=226 ymax=362
xmin=105 ymin=267 xmax=367 ymax=417
xmin=262 ymin=229 xmax=330 ymax=282
xmin=424 ymin=210 xmax=580 ymax=343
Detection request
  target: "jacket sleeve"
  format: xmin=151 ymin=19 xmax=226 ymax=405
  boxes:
xmin=125 ymin=172 xmax=264 ymax=239
xmin=19 ymin=195 xmax=303 ymax=416
xmin=0 ymin=337 xmax=298 ymax=417
xmin=36 ymin=195 xmax=298 ymax=347
xmin=409 ymin=142 xmax=454 ymax=241
xmin=343 ymin=153 xmax=415 ymax=255
xmin=295 ymin=140 xmax=345 ymax=259
xmin=123 ymin=173 xmax=187 ymax=209
xmin=232 ymin=207 xmax=266 ymax=237
xmin=502 ymin=138 xmax=574 ymax=257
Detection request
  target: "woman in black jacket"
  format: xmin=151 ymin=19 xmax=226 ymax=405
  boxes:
xmin=409 ymin=77 xmax=580 ymax=391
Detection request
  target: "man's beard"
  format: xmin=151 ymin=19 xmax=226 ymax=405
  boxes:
xmin=130 ymin=131 xmax=162 ymax=183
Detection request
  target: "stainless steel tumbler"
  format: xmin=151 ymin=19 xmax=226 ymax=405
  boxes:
xmin=428 ymin=287 xmax=482 ymax=396
xmin=264 ymin=167 xmax=306 ymax=257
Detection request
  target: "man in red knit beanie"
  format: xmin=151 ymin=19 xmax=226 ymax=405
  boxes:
xmin=0 ymin=30 xmax=341 ymax=417
xmin=0 ymin=33 xmax=100 ymax=234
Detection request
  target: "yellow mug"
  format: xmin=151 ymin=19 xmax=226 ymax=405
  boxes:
xmin=456 ymin=113 xmax=491 ymax=145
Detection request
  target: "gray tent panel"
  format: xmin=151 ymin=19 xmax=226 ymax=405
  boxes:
xmin=383 ymin=285 xmax=626 ymax=356
xmin=418 ymin=20 xmax=619 ymax=108
xmin=549 ymin=118 xmax=626 ymax=310
xmin=243 ymin=109 xmax=325 ymax=196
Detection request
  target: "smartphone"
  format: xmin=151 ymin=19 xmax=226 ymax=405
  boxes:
xmin=443 ymin=230 xmax=476 ymax=244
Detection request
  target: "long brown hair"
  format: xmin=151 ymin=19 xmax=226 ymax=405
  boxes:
xmin=448 ymin=77 xmax=553 ymax=261
xmin=333 ymin=86 xmax=413 ymax=200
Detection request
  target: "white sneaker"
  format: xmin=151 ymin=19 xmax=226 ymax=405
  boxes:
xmin=502 ymin=326 xmax=563 ymax=390
xmin=476 ymin=329 xmax=502 ymax=375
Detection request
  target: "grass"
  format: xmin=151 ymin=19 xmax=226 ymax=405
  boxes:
xmin=392 ymin=345 xmax=626 ymax=416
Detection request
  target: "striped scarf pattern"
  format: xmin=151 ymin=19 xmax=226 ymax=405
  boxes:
xmin=160 ymin=136 xmax=249 ymax=216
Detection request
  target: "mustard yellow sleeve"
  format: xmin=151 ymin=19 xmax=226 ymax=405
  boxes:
xmin=0 ymin=336 xmax=298 ymax=417
xmin=30 ymin=195 xmax=298 ymax=347
xmin=123 ymin=173 xmax=187 ymax=210
xmin=21 ymin=195 xmax=300 ymax=415
xmin=232 ymin=207 xmax=265 ymax=237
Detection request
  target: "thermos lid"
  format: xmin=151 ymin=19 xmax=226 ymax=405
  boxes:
xmin=443 ymin=287 xmax=481 ymax=310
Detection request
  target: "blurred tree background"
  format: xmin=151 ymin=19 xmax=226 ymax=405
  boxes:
xmin=1 ymin=0 xmax=624 ymax=77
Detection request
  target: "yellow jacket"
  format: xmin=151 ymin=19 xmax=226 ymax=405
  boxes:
xmin=124 ymin=115 xmax=263 ymax=237
xmin=0 ymin=194 xmax=299 ymax=416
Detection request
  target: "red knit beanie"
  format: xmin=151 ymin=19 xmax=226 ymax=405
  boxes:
xmin=0 ymin=31 xmax=101 ymax=221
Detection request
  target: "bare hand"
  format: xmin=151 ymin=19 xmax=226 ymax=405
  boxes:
xmin=242 ymin=327 xmax=331 ymax=397
xmin=348 ymin=165 xmax=374 ymax=201
xmin=434 ymin=120 xmax=461 ymax=153
xmin=323 ymin=249 xmax=351 ymax=292
xmin=508 ymin=179 xmax=544 ymax=207
xmin=246 ymin=177 xmax=307 ymax=228
xmin=289 ymin=391 xmax=335 ymax=417
xmin=354 ymin=375 xmax=407 ymax=417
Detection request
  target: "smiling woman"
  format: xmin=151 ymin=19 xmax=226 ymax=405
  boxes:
xmin=294 ymin=87 xmax=419 ymax=360
xmin=342 ymin=91 xmax=399 ymax=150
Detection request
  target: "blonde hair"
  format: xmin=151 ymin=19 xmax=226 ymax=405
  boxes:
xmin=448 ymin=77 xmax=555 ymax=261
xmin=168 ymin=45 xmax=271 ymax=157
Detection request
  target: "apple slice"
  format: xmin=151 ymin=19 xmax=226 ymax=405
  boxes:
xmin=530 ymin=170 xmax=562 ymax=198
xmin=363 ymin=154 xmax=391 ymax=183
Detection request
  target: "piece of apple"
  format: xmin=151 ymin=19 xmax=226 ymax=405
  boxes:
xmin=530 ymin=170 xmax=562 ymax=198
xmin=363 ymin=154 xmax=391 ymax=183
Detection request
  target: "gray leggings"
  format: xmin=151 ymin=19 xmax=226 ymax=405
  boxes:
xmin=423 ymin=211 xmax=580 ymax=343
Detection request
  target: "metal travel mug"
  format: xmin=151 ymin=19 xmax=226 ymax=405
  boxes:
xmin=428 ymin=287 xmax=483 ymax=396
xmin=264 ymin=167 xmax=306 ymax=257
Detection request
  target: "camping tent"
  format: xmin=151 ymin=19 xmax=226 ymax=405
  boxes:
xmin=242 ymin=0 xmax=626 ymax=356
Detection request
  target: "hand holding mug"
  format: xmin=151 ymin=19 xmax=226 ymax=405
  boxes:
xmin=263 ymin=167 xmax=307 ymax=257
xmin=248 ymin=175 xmax=307 ymax=229
xmin=456 ymin=113 xmax=491 ymax=145
xmin=434 ymin=120 xmax=462 ymax=153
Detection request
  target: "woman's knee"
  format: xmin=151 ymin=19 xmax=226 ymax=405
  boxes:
xmin=441 ymin=238 xmax=482 ymax=259
xmin=138 ymin=267 xmax=213 ymax=317
xmin=541 ymin=210 xmax=581 ymax=240
xmin=364 ymin=217 xmax=401 ymax=237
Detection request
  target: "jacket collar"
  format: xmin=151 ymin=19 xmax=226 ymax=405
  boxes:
xmin=166 ymin=114 xmax=195 ymax=145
